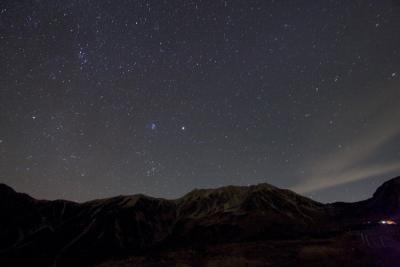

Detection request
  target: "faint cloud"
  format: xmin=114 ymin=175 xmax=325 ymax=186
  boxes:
xmin=291 ymin=83 xmax=400 ymax=194
xmin=292 ymin=162 xmax=400 ymax=194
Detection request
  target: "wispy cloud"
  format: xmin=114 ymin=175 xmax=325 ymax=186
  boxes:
xmin=291 ymin=84 xmax=400 ymax=194
xmin=292 ymin=162 xmax=400 ymax=194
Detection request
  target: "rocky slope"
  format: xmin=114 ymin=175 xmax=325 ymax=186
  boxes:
xmin=0 ymin=177 xmax=400 ymax=267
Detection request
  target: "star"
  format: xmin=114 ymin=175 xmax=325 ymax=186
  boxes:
xmin=147 ymin=122 xmax=157 ymax=130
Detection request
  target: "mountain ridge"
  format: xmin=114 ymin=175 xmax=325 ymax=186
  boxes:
xmin=1 ymin=176 xmax=400 ymax=267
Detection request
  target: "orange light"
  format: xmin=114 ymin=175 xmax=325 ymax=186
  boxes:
xmin=380 ymin=220 xmax=397 ymax=225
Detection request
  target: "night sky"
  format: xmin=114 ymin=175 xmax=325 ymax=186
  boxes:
xmin=1 ymin=0 xmax=400 ymax=203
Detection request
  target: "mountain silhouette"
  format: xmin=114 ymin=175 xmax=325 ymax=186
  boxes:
xmin=1 ymin=177 xmax=400 ymax=267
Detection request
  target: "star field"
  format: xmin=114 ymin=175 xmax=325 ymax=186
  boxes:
xmin=0 ymin=0 xmax=400 ymax=203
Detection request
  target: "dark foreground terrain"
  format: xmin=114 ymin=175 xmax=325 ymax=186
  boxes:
xmin=1 ymin=177 xmax=400 ymax=267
